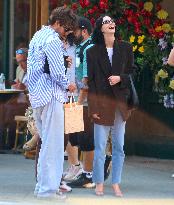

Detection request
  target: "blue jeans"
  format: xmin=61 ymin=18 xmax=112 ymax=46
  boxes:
xmin=33 ymin=98 xmax=64 ymax=197
xmin=92 ymin=110 xmax=126 ymax=184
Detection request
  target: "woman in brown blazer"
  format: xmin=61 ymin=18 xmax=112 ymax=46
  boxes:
xmin=86 ymin=15 xmax=135 ymax=197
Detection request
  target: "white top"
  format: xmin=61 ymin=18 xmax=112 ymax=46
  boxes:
xmin=106 ymin=48 xmax=113 ymax=65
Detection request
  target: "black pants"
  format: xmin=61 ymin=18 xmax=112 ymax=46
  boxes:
xmin=68 ymin=106 xmax=94 ymax=151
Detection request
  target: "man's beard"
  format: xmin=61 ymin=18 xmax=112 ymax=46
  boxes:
xmin=74 ymin=35 xmax=84 ymax=45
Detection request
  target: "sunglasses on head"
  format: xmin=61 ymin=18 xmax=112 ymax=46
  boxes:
xmin=16 ymin=49 xmax=27 ymax=55
xmin=102 ymin=19 xmax=115 ymax=25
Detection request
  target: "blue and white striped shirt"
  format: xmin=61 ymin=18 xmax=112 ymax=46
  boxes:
xmin=27 ymin=26 xmax=70 ymax=108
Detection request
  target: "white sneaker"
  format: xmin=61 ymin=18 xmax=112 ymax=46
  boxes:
xmin=37 ymin=191 xmax=66 ymax=201
xmin=59 ymin=181 xmax=72 ymax=193
xmin=63 ymin=163 xmax=83 ymax=182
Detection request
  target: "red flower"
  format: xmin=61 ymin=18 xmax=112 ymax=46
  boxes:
xmin=99 ymin=0 xmax=108 ymax=10
xmin=71 ymin=3 xmax=78 ymax=10
xmin=143 ymin=18 xmax=151 ymax=26
xmin=80 ymin=0 xmax=90 ymax=8
xmin=84 ymin=0 xmax=90 ymax=7
xmin=138 ymin=2 xmax=144 ymax=9
xmin=90 ymin=17 xmax=95 ymax=26
xmin=156 ymin=3 xmax=162 ymax=11
xmin=134 ymin=27 xmax=141 ymax=34
xmin=88 ymin=8 xmax=94 ymax=15
xmin=117 ymin=17 xmax=125 ymax=25
xmin=141 ymin=10 xmax=151 ymax=17
xmin=93 ymin=5 xmax=98 ymax=12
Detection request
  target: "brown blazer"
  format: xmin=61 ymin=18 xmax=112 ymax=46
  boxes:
xmin=87 ymin=40 xmax=134 ymax=125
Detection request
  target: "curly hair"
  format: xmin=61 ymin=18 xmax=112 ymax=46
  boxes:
xmin=49 ymin=6 xmax=78 ymax=31
xmin=92 ymin=15 xmax=120 ymax=45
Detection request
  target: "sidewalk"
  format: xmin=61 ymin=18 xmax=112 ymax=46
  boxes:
xmin=0 ymin=154 xmax=174 ymax=205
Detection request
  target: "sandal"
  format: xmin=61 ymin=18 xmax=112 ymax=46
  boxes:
xmin=112 ymin=184 xmax=123 ymax=197
xmin=23 ymin=136 xmax=38 ymax=151
xmin=95 ymin=183 xmax=104 ymax=196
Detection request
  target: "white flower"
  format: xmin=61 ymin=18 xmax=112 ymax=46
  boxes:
xmin=162 ymin=57 xmax=168 ymax=65
xmin=158 ymin=38 xmax=167 ymax=50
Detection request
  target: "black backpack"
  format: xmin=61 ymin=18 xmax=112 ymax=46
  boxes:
xmin=43 ymin=55 xmax=68 ymax=75
xmin=77 ymin=39 xmax=93 ymax=63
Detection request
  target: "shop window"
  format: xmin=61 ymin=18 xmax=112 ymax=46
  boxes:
xmin=0 ymin=1 xmax=3 ymax=72
xmin=14 ymin=0 xmax=30 ymax=50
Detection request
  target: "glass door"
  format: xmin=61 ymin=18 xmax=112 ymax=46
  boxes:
xmin=9 ymin=0 xmax=30 ymax=81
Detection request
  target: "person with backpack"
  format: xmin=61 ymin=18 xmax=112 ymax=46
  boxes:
xmin=63 ymin=17 xmax=95 ymax=188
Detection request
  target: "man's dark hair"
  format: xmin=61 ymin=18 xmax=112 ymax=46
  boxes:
xmin=66 ymin=33 xmax=75 ymax=46
xmin=78 ymin=17 xmax=92 ymax=35
xmin=92 ymin=15 xmax=120 ymax=45
xmin=49 ymin=6 xmax=78 ymax=31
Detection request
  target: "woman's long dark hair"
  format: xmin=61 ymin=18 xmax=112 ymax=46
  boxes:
xmin=92 ymin=15 xmax=120 ymax=45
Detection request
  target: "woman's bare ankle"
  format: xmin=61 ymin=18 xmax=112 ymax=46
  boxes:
xmin=112 ymin=184 xmax=123 ymax=197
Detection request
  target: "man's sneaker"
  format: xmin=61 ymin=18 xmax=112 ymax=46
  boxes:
xmin=63 ymin=163 xmax=83 ymax=182
xmin=56 ymin=190 xmax=67 ymax=200
xmin=59 ymin=181 xmax=72 ymax=193
xmin=67 ymin=173 xmax=95 ymax=188
xmin=37 ymin=191 xmax=66 ymax=201
xmin=104 ymin=155 xmax=112 ymax=181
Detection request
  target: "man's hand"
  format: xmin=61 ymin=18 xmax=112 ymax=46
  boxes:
xmin=92 ymin=113 xmax=100 ymax=120
xmin=68 ymin=83 xmax=76 ymax=93
xmin=66 ymin=56 xmax=72 ymax=68
xmin=108 ymin=75 xmax=121 ymax=86
xmin=82 ymin=77 xmax=88 ymax=85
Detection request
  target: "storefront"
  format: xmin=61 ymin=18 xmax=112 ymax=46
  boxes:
xmin=0 ymin=0 xmax=63 ymax=82
xmin=0 ymin=0 xmax=173 ymax=82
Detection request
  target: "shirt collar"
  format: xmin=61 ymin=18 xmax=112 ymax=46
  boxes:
xmin=78 ymin=36 xmax=92 ymax=48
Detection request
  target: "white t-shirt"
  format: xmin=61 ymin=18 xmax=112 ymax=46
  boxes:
xmin=107 ymin=47 xmax=113 ymax=65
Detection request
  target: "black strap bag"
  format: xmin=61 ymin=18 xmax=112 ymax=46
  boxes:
xmin=128 ymin=74 xmax=139 ymax=109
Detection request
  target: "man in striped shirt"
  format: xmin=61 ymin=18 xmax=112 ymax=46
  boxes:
xmin=27 ymin=7 xmax=77 ymax=199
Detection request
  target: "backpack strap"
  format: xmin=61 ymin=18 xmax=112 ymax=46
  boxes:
xmin=43 ymin=55 xmax=68 ymax=75
xmin=78 ymin=39 xmax=92 ymax=63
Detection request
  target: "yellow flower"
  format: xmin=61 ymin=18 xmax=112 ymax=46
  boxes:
xmin=155 ymin=74 xmax=160 ymax=84
xmin=162 ymin=23 xmax=171 ymax=33
xmin=144 ymin=2 xmax=153 ymax=12
xmin=157 ymin=9 xmax=168 ymax=20
xmin=133 ymin=45 xmax=137 ymax=52
xmin=157 ymin=69 xmax=168 ymax=79
xmin=169 ymin=80 xmax=174 ymax=90
xmin=155 ymin=26 xmax=162 ymax=32
xmin=138 ymin=46 xmax=144 ymax=53
xmin=129 ymin=35 xmax=135 ymax=43
xmin=137 ymin=35 xmax=145 ymax=44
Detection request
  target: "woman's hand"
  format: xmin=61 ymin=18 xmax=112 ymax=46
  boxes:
xmin=108 ymin=75 xmax=121 ymax=86
xmin=92 ymin=113 xmax=100 ymax=120
xmin=11 ymin=82 xmax=26 ymax=90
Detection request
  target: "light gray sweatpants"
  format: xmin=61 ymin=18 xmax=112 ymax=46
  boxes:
xmin=33 ymin=98 xmax=64 ymax=197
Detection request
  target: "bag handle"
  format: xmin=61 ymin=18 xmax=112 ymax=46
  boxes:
xmin=69 ymin=93 xmax=77 ymax=107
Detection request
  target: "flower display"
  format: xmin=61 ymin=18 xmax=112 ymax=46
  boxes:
xmin=157 ymin=69 xmax=168 ymax=79
xmin=169 ymin=80 xmax=174 ymax=90
xmin=144 ymin=2 xmax=153 ymax=12
xmin=66 ymin=0 xmax=174 ymax=108
xmin=157 ymin=9 xmax=168 ymax=20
